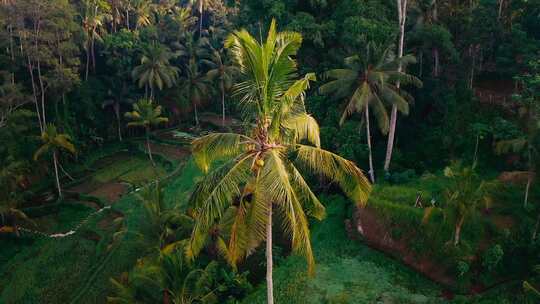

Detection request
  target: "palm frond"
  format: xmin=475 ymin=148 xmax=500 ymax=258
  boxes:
xmin=294 ymin=145 xmax=371 ymax=206
xmin=192 ymin=133 xmax=253 ymax=173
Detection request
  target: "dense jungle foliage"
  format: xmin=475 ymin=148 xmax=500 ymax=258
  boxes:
xmin=1 ymin=0 xmax=540 ymax=303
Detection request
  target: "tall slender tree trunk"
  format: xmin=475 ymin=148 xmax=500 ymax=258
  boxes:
xmin=524 ymin=174 xmax=532 ymax=208
xmin=525 ymin=149 xmax=533 ymax=208
xmin=532 ymin=212 xmax=540 ymax=241
xmin=194 ymin=101 xmax=199 ymax=126
xmin=37 ymin=59 xmax=46 ymax=126
xmin=454 ymin=216 xmax=464 ymax=246
xmin=432 ymin=0 xmax=440 ymax=77
xmin=384 ymin=0 xmax=408 ymax=173
xmin=365 ymin=103 xmax=375 ymax=183
xmin=220 ymin=80 xmax=225 ymax=126
xmin=91 ymin=34 xmax=96 ymax=72
xmin=146 ymin=127 xmax=156 ymax=168
xmin=469 ymin=45 xmax=476 ymax=89
xmin=115 ymin=102 xmax=122 ymax=141
xmin=126 ymin=9 xmax=130 ymax=30
xmin=85 ymin=39 xmax=90 ymax=80
xmin=266 ymin=201 xmax=274 ymax=304
xmin=198 ymin=1 xmax=203 ymax=38
xmin=27 ymin=55 xmax=43 ymax=132
xmin=433 ymin=49 xmax=440 ymax=77
xmin=53 ymin=150 xmax=62 ymax=199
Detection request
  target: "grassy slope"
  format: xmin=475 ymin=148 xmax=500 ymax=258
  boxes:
xmin=0 ymin=145 xmax=194 ymax=303
xmin=242 ymin=195 xmax=442 ymax=304
xmin=1 ymin=146 xmax=525 ymax=303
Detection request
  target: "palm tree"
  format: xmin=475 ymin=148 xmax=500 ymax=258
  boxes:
xmin=132 ymin=0 xmax=153 ymax=30
xmin=186 ymin=20 xmax=371 ymax=304
xmin=82 ymin=0 xmax=109 ymax=80
xmin=172 ymin=6 xmax=197 ymax=39
xmin=178 ymin=59 xmax=212 ymax=126
xmin=124 ymin=98 xmax=168 ymax=168
xmin=176 ymin=32 xmax=212 ymax=126
xmin=320 ymin=42 xmax=421 ymax=183
xmin=108 ymin=250 xmax=218 ymax=304
xmin=132 ymin=43 xmax=180 ymax=101
xmin=189 ymin=0 xmax=214 ymax=37
xmin=102 ymin=83 xmax=134 ymax=141
xmin=204 ymin=48 xmax=238 ymax=126
xmin=423 ymin=164 xmax=492 ymax=246
xmin=384 ymin=0 xmax=413 ymax=173
xmin=33 ymin=124 xmax=76 ymax=199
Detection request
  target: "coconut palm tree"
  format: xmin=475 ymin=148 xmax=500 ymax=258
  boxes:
xmin=189 ymin=0 xmax=215 ymax=37
xmin=178 ymin=59 xmax=213 ymax=127
xmin=82 ymin=0 xmax=110 ymax=80
xmin=423 ymin=164 xmax=492 ymax=246
xmin=204 ymin=48 xmax=238 ymax=126
xmin=132 ymin=43 xmax=180 ymax=101
xmin=124 ymin=98 xmax=168 ymax=168
xmin=108 ymin=250 xmax=218 ymax=304
xmin=175 ymin=32 xmax=212 ymax=126
xmin=33 ymin=124 xmax=76 ymax=199
xmin=186 ymin=20 xmax=371 ymax=304
xmin=320 ymin=42 xmax=421 ymax=183
xmin=384 ymin=0 xmax=414 ymax=173
xmin=132 ymin=0 xmax=153 ymax=30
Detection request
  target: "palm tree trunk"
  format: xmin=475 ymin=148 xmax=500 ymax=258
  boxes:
xmin=85 ymin=39 xmax=90 ymax=80
xmin=473 ymin=134 xmax=479 ymax=167
xmin=27 ymin=55 xmax=43 ymax=132
xmin=91 ymin=35 xmax=96 ymax=72
xmin=53 ymin=150 xmax=62 ymax=199
xmin=194 ymin=102 xmax=199 ymax=126
xmin=221 ymin=80 xmax=225 ymax=127
xmin=432 ymin=0 xmax=440 ymax=77
xmin=37 ymin=59 xmax=46 ymax=125
xmin=384 ymin=0 xmax=407 ymax=173
xmin=524 ymin=174 xmax=532 ymax=208
xmin=525 ymin=148 xmax=533 ymax=208
xmin=532 ymin=212 xmax=540 ymax=241
xmin=365 ymin=103 xmax=375 ymax=183
xmin=198 ymin=1 xmax=203 ymax=38
xmin=385 ymin=107 xmax=398 ymax=173
xmin=433 ymin=48 xmax=440 ymax=77
xmin=115 ymin=102 xmax=122 ymax=141
xmin=126 ymin=8 xmax=130 ymax=30
xmin=266 ymin=201 xmax=274 ymax=304
xmin=454 ymin=216 xmax=464 ymax=246
xmin=146 ymin=127 xmax=156 ymax=168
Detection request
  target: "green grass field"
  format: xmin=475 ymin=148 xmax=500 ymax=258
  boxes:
xmin=0 ymin=142 xmax=195 ymax=303
xmin=0 ymin=142 xmax=525 ymax=303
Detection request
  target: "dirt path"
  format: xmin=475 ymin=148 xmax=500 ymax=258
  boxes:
xmin=88 ymin=183 xmax=129 ymax=204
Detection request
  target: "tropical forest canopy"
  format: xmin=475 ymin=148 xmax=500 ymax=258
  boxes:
xmin=1 ymin=0 xmax=540 ymax=303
